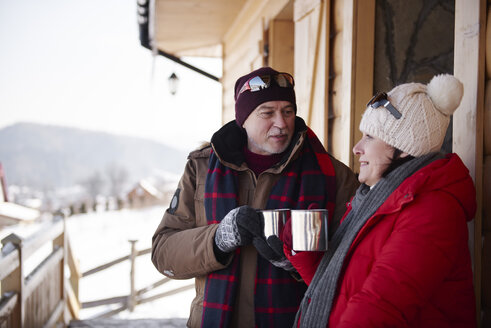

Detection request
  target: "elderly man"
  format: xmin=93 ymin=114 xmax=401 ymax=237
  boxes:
xmin=151 ymin=66 xmax=359 ymax=328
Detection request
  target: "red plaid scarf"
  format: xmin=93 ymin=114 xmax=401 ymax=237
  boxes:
xmin=202 ymin=128 xmax=336 ymax=327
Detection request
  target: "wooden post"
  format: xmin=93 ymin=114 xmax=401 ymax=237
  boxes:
xmin=338 ymin=0 xmax=375 ymax=168
xmin=1 ymin=234 xmax=24 ymax=327
xmin=453 ymin=0 xmax=486 ymax=326
xmin=128 ymin=240 xmax=138 ymax=312
xmin=67 ymin=238 xmax=80 ymax=302
xmin=53 ymin=218 xmax=66 ymax=325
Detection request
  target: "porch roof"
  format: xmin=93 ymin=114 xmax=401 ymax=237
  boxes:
xmin=142 ymin=0 xmax=245 ymax=57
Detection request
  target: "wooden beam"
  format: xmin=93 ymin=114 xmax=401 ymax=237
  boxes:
xmin=453 ymin=0 xmax=486 ymax=326
xmin=324 ymin=0 xmax=331 ymax=146
xmin=487 ymin=6 xmax=491 ymax=80
xmin=129 ymin=240 xmax=137 ymax=312
xmin=137 ymin=248 xmax=151 ymax=256
xmin=82 ymin=255 xmax=129 ymax=277
xmin=350 ymin=0 xmax=375 ymax=170
xmin=294 ymin=0 xmax=328 ymax=145
xmin=82 ymin=296 xmax=127 ymax=309
xmin=136 ymin=277 xmax=172 ymax=297
xmin=269 ymin=19 xmax=294 ymax=73
xmin=89 ymin=304 xmax=127 ymax=319
xmin=0 ymin=245 xmax=19 ymax=282
xmin=65 ymin=279 xmax=80 ymax=319
xmin=66 ymin=238 xmax=81 ymax=303
xmin=338 ymin=0 xmax=375 ymax=167
xmin=42 ymin=300 xmax=63 ymax=328
xmin=294 ymin=0 xmax=321 ymax=21
xmin=307 ymin=0 xmax=325 ymax=127
xmin=136 ymin=284 xmax=195 ymax=305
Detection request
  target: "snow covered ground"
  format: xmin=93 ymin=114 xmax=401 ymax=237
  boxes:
xmin=0 ymin=204 xmax=196 ymax=321
xmin=64 ymin=205 xmax=195 ymax=320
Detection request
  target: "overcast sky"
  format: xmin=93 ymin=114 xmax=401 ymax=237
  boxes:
xmin=0 ymin=0 xmax=222 ymax=151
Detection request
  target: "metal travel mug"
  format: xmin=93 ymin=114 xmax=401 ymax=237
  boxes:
xmin=291 ymin=209 xmax=328 ymax=251
xmin=258 ymin=209 xmax=290 ymax=239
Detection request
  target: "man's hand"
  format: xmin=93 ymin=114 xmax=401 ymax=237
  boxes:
xmin=253 ymin=235 xmax=295 ymax=272
xmin=214 ymin=205 xmax=261 ymax=253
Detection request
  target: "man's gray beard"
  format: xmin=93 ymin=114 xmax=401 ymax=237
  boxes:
xmin=247 ymin=135 xmax=291 ymax=155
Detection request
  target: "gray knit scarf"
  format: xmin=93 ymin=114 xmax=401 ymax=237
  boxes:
xmin=295 ymin=152 xmax=444 ymax=328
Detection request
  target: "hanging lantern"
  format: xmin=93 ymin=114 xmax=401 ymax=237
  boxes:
xmin=168 ymin=72 xmax=179 ymax=95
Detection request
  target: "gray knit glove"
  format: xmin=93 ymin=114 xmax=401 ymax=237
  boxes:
xmin=214 ymin=206 xmax=261 ymax=253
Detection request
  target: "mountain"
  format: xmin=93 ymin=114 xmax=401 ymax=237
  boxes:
xmin=0 ymin=123 xmax=189 ymax=189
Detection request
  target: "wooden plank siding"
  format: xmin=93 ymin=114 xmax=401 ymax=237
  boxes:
xmin=453 ymin=0 xmax=487 ymax=326
xmin=322 ymin=0 xmax=375 ymax=167
xmin=331 ymin=0 xmax=375 ymax=168
xmin=293 ymin=0 xmax=373 ymax=157
xmin=269 ymin=19 xmax=295 ymax=74
xmin=294 ymin=0 xmax=328 ymax=144
xmin=482 ymin=1 xmax=491 ymax=325
xmin=222 ymin=0 xmax=291 ymax=124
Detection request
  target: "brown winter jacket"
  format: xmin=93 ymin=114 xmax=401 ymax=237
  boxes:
xmin=151 ymin=118 xmax=359 ymax=328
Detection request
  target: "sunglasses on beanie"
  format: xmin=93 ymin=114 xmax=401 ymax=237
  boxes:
xmin=237 ymin=72 xmax=295 ymax=98
xmin=367 ymin=92 xmax=402 ymax=119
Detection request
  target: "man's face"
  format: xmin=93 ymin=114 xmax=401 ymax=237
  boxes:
xmin=242 ymin=100 xmax=295 ymax=155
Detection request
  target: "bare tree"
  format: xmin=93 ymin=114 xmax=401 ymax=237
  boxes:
xmin=106 ymin=163 xmax=129 ymax=198
xmin=82 ymin=171 xmax=105 ymax=201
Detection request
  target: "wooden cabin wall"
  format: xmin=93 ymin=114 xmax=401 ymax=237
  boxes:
xmin=221 ymin=0 xmax=292 ymax=124
xmin=454 ymin=0 xmax=487 ymax=325
xmin=269 ymin=0 xmax=295 ymax=74
xmin=482 ymin=0 xmax=490 ymax=325
xmin=330 ymin=0 xmax=375 ymax=168
xmin=293 ymin=0 xmax=329 ymax=146
xmin=293 ymin=0 xmax=375 ymax=167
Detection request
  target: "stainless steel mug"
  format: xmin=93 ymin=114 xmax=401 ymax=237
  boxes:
xmin=258 ymin=209 xmax=290 ymax=239
xmin=291 ymin=209 xmax=328 ymax=251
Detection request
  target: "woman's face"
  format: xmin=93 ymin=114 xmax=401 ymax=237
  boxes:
xmin=352 ymin=133 xmax=395 ymax=186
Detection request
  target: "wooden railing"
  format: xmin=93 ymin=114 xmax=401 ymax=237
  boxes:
xmin=0 ymin=217 xmax=193 ymax=326
xmin=80 ymin=240 xmax=194 ymax=319
xmin=0 ymin=217 xmax=81 ymax=327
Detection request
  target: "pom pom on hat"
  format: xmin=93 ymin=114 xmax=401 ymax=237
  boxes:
xmin=359 ymin=74 xmax=464 ymax=157
xmin=427 ymin=74 xmax=463 ymax=116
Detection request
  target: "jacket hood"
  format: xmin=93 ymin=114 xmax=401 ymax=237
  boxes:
xmin=391 ymin=153 xmax=476 ymax=222
xmin=210 ymin=117 xmax=308 ymax=167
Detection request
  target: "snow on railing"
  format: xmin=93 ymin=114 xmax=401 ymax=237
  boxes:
xmin=0 ymin=216 xmax=81 ymax=327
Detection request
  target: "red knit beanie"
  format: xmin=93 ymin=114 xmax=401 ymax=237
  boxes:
xmin=234 ymin=67 xmax=296 ymax=127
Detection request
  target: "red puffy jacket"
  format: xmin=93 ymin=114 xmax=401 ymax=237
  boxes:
xmin=287 ymin=154 xmax=476 ymax=327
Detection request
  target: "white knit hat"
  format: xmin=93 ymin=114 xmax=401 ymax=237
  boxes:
xmin=359 ymin=74 xmax=464 ymax=157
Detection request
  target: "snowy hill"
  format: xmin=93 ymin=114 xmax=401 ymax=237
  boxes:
xmin=0 ymin=122 xmax=188 ymax=189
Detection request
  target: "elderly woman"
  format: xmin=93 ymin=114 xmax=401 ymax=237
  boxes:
xmin=283 ymin=74 xmax=476 ymax=327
